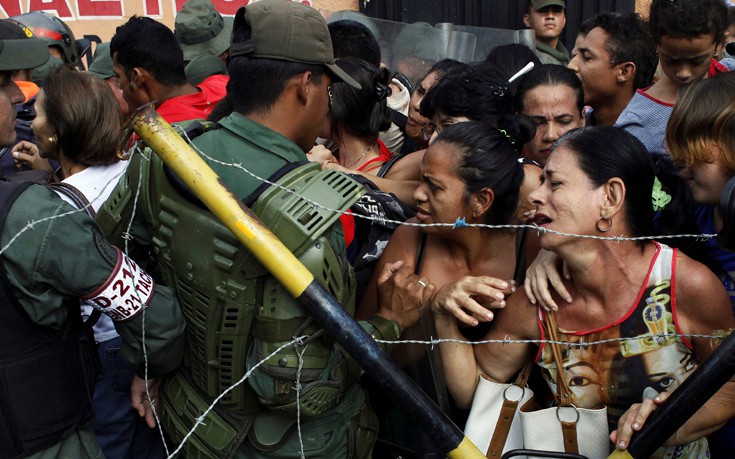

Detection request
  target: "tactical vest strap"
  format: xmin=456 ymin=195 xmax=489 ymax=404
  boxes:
xmin=242 ymin=160 xmax=308 ymax=207
xmin=252 ymin=161 xmax=364 ymax=256
xmin=361 ymin=315 xmax=402 ymax=355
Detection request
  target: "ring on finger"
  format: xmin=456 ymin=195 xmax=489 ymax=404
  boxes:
xmin=417 ymin=279 xmax=427 ymax=288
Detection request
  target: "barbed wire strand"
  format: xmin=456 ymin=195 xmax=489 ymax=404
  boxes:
xmin=175 ymin=126 xmax=717 ymax=243
xmin=125 ymin=146 xmax=173 ymax=457
xmin=374 ymin=332 xmax=724 ymax=347
xmin=166 ymin=337 xmax=307 ymax=459
xmin=0 ymin=132 xmax=717 ymax=261
xmin=294 ymin=342 xmax=308 ymax=459
xmin=0 ymin=129 xmax=724 ymax=459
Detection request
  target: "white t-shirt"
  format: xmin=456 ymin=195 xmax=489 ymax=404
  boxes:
xmin=54 ymin=160 xmax=129 ymax=343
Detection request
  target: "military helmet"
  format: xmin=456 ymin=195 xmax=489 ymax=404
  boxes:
xmin=11 ymin=12 xmax=79 ymax=64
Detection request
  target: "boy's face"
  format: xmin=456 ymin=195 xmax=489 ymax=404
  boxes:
xmin=524 ymin=6 xmax=566 ymax=43
xmin=657 ymin=34 xmax=717 ymax=88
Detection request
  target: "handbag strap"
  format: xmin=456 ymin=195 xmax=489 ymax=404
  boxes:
xmin=544 ymin=311 xmax=573 ymax=405
xmin=47 ymin=182 xmax=96 ymax=219
xmin=544 ymin=311 xmax=579 ymax=454
xmin=485 ymin=360 xmax=533 ymax=458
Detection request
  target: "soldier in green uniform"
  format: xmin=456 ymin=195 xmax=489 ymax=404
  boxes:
xmin=523 ymin=0 xmax=570 ymax=66
xmin=0 ymin=24 xmax=186 ymax=459
xmin=97 ymin=1 xmax=428 ymax=458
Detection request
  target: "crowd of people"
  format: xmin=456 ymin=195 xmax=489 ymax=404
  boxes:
xmin=2 ymin=0 xmax=735 ymax=458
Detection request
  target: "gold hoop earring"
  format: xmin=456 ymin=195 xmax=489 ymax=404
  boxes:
xmin=596 ymin=215 xmax=612 ymax=232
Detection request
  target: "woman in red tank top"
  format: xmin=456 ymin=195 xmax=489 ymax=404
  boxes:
xmin=431 ymin=126 xmax=735 ymax=457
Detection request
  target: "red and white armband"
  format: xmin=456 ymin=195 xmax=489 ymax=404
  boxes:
xmin=81 ymin=249 xmax=156 ymax=321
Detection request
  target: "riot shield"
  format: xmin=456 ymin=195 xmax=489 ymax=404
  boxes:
xmin=436 ymin=23 xmax=537 ymax=62
xmin=327 ymin=13 xmax=477 ymax=87
xmin=326 ymin=13 xmax=537 ymax=88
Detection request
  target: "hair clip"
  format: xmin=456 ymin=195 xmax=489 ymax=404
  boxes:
xmin=498 ymin=128 xmax=517 ymax=146
xmin=374 ymin=81 xmax=391 ymax=101
xmin=490 ymin=85 xmax=507 ymax=98
xmin=652 ymin=177 xmax=672 ymax=211
xmin=508 ymin=62 xmax=535 ymax=84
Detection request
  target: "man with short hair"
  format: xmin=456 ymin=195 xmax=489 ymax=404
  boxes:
xmin=110 ymin=16 xmax=227 ymax=123
xmin=98 ymin=1 xmax=424 ymax=458
xmin=523 ymin=0 xmax=570 ymax=65
xmin=0 ymin=29 xmax=185 ymax=459
xmin=87 ymin=42 xmax=130 ymax=118
xmin=567 ymin=12 xmax=657 ymax=126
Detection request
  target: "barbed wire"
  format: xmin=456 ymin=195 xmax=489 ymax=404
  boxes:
xmin=294 ymin=343 xmax=308 ymax=459
xmin=0 ymin=131 xmax=718 ymax=257
xmin=2 ymin=127 xmax=727 ymax=459
xmin=125 ymin=145 xmax=173 ymax=458
xmin=374 ymin=332 xmax=726 ymax=348
xmin=174 ymin=126 xmax=717 ymax=243
xmin=166 ymin=337 xmax=307 ymax=458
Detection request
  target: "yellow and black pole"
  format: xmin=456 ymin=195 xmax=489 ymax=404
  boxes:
xmin=129 ymin=105 xmax=484 ymax=459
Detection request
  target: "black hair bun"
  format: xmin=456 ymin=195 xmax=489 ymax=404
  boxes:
xmin=373 ymin=67 xmax=393 ymax=102
xmin=495 ymin=114 xmax=536 ymax=153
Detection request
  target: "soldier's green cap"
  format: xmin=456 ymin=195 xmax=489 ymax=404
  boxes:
xmin=31 ymin=55 xmax=63 ymax=87
xmin=185 ymin=54 xmax=227 ymax=85
xmin=87 ymin=42 xmax=115 ymax=79
xmin=228 ymin=0 xmax=360 ymax=89
xmin=175 ymin=0 xmax=234 ymax=62
xmin=0 ymin=19 xmax=49 ymax=71
xmin=530 ymin=0 xmax=565 ymax=9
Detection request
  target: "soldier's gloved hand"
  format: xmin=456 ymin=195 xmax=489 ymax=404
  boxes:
xmin=375 ymin=260 xmax=436 ymax=331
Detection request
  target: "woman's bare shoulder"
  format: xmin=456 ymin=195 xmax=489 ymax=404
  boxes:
xmin=383 ymin=218 xmax=423 ymax=253
xmin=674 ymin=250 xmax=735 ymax=333
xmin=384 ymin=150 xmax=425 ymax=181
xmin=490 ymin=287 xmax=541 ymax=341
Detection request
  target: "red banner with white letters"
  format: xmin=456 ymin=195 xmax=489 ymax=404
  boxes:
xmin=0 ymin=0 xmax=356 ymax=44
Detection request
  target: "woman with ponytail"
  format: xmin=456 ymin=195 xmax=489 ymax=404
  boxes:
xmin=357 ymin=117 xmax=539 ymax=457
xmin=309 ymin=56 xmax=393 ymax=175
xmin=360 ymin=117 xmax=537 ymax=319
xmin=308 ymin=56 xmax=426 ymax=207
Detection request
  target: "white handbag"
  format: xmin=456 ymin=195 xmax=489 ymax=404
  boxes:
xmin=517 ymin=404 xmax=609 ymax=459
xmin=465 ymin=362 xmax=534 ymax=457
xmin=464 ymin=311 xmax=610 ymax=459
